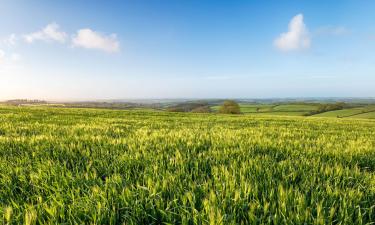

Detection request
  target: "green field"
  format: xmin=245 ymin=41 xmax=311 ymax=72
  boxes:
xmin=237 ymin=104 xmax=274 ymax=113
xmin=272 ymin=104 xmax=319 ymax=112
xmin=256 ymin=111 xmax=308 ymax=116
xmin=312 ymin=107 xmax=375 ymax=118
xmin=311 ymin=108 xmax=364 ymax=118
xmin=212 ymin=103 xmax=375 ymax=118
xmin=350 ymin=111 xmax=375 ymax=119
xmin=211 ymin=104 xmax=274 ymax=113
xmin=0 ymin=106 xmax=374 ymax=224
xmin=212 ymin=103 xmax=319 ymax=116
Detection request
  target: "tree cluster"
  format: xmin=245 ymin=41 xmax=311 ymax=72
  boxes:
xmin=219 ymin=100 xmax=241 ymax=114
xmin=305 ymin=102 xmax=347 ymax=116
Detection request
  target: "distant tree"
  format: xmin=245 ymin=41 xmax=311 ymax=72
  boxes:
xmin=191 ymin=106 xmax=211 ymax=113
xmin=304 ymin=102 xmax=348 ymax=116
xmin=166 ymin=102 xmax=209 ymax=112
xmin=166 ymin=107 xmax=184 ymax=112
xmin=219 ymin=100 xmax=241 ymax=114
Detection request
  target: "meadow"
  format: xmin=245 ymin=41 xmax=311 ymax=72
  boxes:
xmin=0 ymin=106 xmax=374 ymax=224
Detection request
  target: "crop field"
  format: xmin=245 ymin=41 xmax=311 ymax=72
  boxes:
xmin=211 ymin=104 xmax=274 ymax=113
xmin=211 ymin=104 xmax=318 ymax=116
xmin=351 ymin=111 xmax=375 ymax=119
xmin=211 ymin=103 xmax=375 ymax=119
xmin=313 ymin=106 xmax=375 ymax=118
xmin=311 ymin=108 xmax=365 ymax=118
xmin=0 ymin=106 xmax=374 ymax=224
xmin=237 ymin=104 xmax=274 ymax=113
xmin=254 ymin=111 xmax=308 ymax=116
xmin=272 ymin=104 xmax=319 ymax=112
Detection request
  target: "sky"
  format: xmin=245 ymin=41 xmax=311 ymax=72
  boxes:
xmin=1 ymin=0 xmax=375 ymax=100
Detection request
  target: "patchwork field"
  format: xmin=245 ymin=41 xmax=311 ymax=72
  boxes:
xmin=272 ymin=104 xmax=319 ymax=112
xmin=350 ymin=111 xmax=375 ymax=119
xmin=312 ymin=106 xmax=375 ymax=118
xmin=211 ymin=104 xmax=317 ymax=116
xmin=210 ymin=103 xmax=375 ymax=119
xmin=0 ymin=106 xmax=374 ymax=224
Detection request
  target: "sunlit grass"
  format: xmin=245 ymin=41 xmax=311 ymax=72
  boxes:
xmin=0 ymin=106 xmax=374 ymax=224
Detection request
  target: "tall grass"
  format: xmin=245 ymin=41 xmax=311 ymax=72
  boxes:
xmin=0 ymin=106 xmax=374 ymax=224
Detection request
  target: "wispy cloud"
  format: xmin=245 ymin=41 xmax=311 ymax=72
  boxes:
xmin=24 ymin=23 xmax=67 ymax=43
xmin=72 ymin=29 xmax=120 ymax=53
xmin=306 ymin=75 xmax=338 ymax=79
xmin=274 ymin=14 xmax=311 ymax=51
xmin=1 ymin=34 xmax=17 ymax=46
xmin=0 ymin=49 xmax=21 ymax=65
xmin=314 ymin=26 xmax=350 ymax=36
xmin=0 ymin=49 xmax=5 ymax=64
xmin=203 ymin=75 xmax=248 ymax=81
xmin=204 ymin=75 xmax=233 ymax=80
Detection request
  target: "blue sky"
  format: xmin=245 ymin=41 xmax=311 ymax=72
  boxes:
xmin=1 ymin=0 xmax=375 ymax=100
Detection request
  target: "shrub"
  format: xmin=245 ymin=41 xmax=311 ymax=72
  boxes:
xmin=219 ymin=100 xmax=241 ymax=114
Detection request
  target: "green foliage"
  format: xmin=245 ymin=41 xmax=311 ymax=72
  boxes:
xmin=312 ymin=106 xmax=375 ymax=119
xmin=213 ymin=103 xmax=320 ymax=116
xmin=0 ymin=106 xmax=374 ymax=224
xmin=218 ymin=100 xmax=241 ymax=114
xmin=190 ymin=106 xmax=211 ymax=113
xmin=166 ymin=102 xmax=210 ymax=113
xmin=305 ymin=102 xmax=347 ymax=116
xmin=272 ymin=104 xmax=319 ymax=112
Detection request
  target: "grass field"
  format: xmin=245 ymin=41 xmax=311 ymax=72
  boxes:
xmin=212 ymin=103 xmax=319 ymax=116
xmin=311 ymin=108 xmax=364 ymax=118
xmin=255 ymin=111 xmax=308 ymax=116
xmin=238 ymin=104 xmax=274 ymax=113
xmin=272 ymin=104 xmax=319 ymax=112
xmin=0 ymin=106 xmax=374 ymax=224
xmin=312 ymin=106 xmax=375 ymax=118
xmin=350 ymin=111 xmax=375 ymax=119
xmin=211 ymin=104 xmax=274 ymax=113
xmin=210 ymin=103 xmax=375 ymax=119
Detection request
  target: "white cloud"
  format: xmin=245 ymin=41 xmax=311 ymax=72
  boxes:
xmin=5 ymin=23 xmax=119 ymax=54
xmin=72 ymin=29 xmax=120 ymax=53
xmin=274 ymin=14 xmax=310 ymax=51
xmin=24 ymin=23 xmax=67 ymax=43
